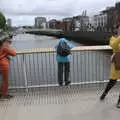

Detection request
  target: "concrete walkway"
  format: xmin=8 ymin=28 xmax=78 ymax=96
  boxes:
xmin=0 ymin=87 xmax=120 ymax=120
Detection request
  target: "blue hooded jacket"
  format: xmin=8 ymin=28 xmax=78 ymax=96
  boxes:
xmin=55 ymin=38 xmax=75 ymax=62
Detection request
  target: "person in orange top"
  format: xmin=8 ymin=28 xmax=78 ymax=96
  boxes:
xmin=0 ymin=35 xmax=16 ymax=100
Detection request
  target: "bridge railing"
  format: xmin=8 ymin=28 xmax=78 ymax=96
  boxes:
xmin=8 ymin=46 xmax=112 ymax=90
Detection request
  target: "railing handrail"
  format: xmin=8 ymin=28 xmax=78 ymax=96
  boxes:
xmin=16 ymin=45 xmax=112 ymax=54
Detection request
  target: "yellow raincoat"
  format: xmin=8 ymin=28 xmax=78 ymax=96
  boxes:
xmin=110 ymin=36 xmax=120 ymax=79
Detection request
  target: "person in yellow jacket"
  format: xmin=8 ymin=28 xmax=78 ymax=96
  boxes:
xmin=100 ymin=26 xmax=120 ymax=108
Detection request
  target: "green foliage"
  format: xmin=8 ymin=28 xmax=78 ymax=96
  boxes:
xmin=0 ymin=12 xmax=6 ymax=29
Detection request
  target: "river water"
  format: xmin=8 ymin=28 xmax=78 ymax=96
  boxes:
xmin=11 ymin=34 xmax=80 ymax=50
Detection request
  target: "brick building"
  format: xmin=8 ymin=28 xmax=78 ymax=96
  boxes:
xmin=48 ymin=19 xmax=57 ymax=29
xmin=62 ymin=18 xmax=72 ymax=31
xmin=55 ymin=21 xmax=64 ymax=29
xmin=102 ymin=2 xmax=120 ymax=31
xmin=48 ymin=18 xmax=72 ymax=31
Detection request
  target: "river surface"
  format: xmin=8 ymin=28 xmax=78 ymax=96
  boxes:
xmin=11 ymin=34 xmax=80 ymax=50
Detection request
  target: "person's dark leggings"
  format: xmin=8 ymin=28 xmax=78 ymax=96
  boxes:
xmin=117 ymin=94 xmax=120 ymax=105
xmin=100 ymin=79 xmax=117 ymax=100
xmin=58 ymin=62 xmax=70 ymax=85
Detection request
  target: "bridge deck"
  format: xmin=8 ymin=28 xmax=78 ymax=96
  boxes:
xmin=0 ymin=86 xmax=119 ymax=120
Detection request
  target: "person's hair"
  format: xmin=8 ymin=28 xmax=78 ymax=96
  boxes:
xmin=0 ymin=40 xmax=3 ymax=47
xmin=112 ymin=24 xmax=120 ymax=35
xmin=116 ymin=24 xmax=120 ymax=29
xmin=0 ymin=34 xmax=12 ymax=47
xmin=55 ymin=33 xmax=64 ymax=39
xmin=9 ymin=34 xmax=13 ymax=39
xmin=2 ymin=37 xmax=12 ymax=44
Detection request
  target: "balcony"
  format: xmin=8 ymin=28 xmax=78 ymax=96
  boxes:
xmin=0 ymin=46 xmax=120 ymax=120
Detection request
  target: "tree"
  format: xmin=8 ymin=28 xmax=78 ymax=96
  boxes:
xmin=0 ymin=12 xmax=6 ymax=29
xmin=5 ymin=24 xmax=12 ymax=31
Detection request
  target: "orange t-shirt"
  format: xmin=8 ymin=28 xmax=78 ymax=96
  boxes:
xmin=0 ymin=47 xmax=16 ymax=70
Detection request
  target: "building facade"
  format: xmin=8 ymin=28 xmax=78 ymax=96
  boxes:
xmin=48 ymin=18 xmax=72 ymax=31
xmin=6 ymin=19 xmax=12 ymax=27
xmin=62 ymin=17 xmax=72 ymax=31
xmin=101 ymin=2 xmax=120 ymax=31
xmin=72 ymin=15 xmax=89 ymax=31
xmin=35 ymin=17 xmax=47 ymax=28
xmin=93 ymin=13 xmax=107 ymax=30
xmin=48 ymin=19 xmax=57 ymax=29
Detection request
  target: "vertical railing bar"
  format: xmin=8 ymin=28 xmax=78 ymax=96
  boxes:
xmin=30 ymin=53 xmax=34 ymax=87
xmin=48 ymin=49 xmax=52 ymax=86
xmin=88 ymin=51 xmax=92 ymax=86
xmin=41 ymin=53 xmax=44 ymax=87
xmin=36 ymin=53 xmax=40 ymax=85
xmin=98 ymin=51 xmax=101 ymax=88
xmin=12 ymin=56 xmax=17 ymax=88
xmin=75 ymin=52 xmax=78 ymax=84
xmin=73 ymin=51 xmax=75 ymax=85
xmin=45 ymin=51 xmax=49 ymax=102
xmin=51 ymin=51 xmax=54 ymax=85
xmin=28 ymin=54 xmax=31 ymax=88
xmin=76 ymin=51 xmax=79 ymax=84
xmin=95 ymin=51 xmax=97 ymax=87
xmin=81 ymin=51 xmax=83 ymax=88
xmin=20 ymin=54 xmax=25 ymax=90
xmin=91 ymin=51 xmax=94 ymax=86
xmin=69 ymin=52 xmax=72 ymax=86
xmin=102 ymin=51 xmax=104 ymax=88
xmin=99 ymin=51 xmax=102 ymax=88
xmin=33 ymin=53 xmax=37 ymax=86
xmin=23 ymin=54 xmax=28 ymax=92
xmin=86 ymin=50 xmax=89 ymax=88
xmin=53 ymin=51 xmax=56 ymax=85
xmin=45 ymin=52 xmax=48 ymax=86
xmin=79 ymin=51 xmax=82 ymax=87
xmin=16 ymin=55 xmax=21 ymax=88
xmin=83 ymin=50 xmax=86 ymax=88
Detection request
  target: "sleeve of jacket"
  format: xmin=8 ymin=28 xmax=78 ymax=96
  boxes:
xmin=110 ymin=36 xmax=120 ymax=49
xmin=67 ymin=43 xmax=76 ymax=49
xmin=3 ymin=47 xmax=16 ymax=56
xmin=55 ymin=44 xmax=58 ymax=51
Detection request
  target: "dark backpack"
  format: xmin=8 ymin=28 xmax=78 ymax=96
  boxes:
xmin=57 ymin=42 xmax=71 ymax=56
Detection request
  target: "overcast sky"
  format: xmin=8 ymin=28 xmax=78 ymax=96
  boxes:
xmin=0 ymin=0 xmax=119 ymax=26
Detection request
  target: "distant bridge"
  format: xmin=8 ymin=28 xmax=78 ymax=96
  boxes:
xmin=24 ymin=28 xmax=112 ymax=45
xmin=23 ymin=28 xmax=63 ymax=33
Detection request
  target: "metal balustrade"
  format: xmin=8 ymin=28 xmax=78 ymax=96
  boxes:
xmin=8 ymin=46 xmax=112 ymax=91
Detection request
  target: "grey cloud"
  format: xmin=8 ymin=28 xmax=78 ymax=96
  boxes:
xmin=3 ymin=12 xmax=72 ymax=16
xmin=0 ymin=0 xmax=117 ymax=26
xmin=1 ymin=8 xmax=73 ymax=16
xmin=0 ymin=0 xmax=76 ymax=16
xmin=0 ymin=0 xmax=115 ymax=16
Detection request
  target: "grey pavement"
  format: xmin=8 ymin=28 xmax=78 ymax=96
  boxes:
xmin=0 ymin=86 xmax=120 ymax=120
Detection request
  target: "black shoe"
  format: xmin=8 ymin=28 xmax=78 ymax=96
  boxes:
xmin=0 ymin=89 xmax=2 ymax=97
xmin=59 ymin=83 xmax=63 ymax=86
xmin=65 ymin=81 xmax=71 ymax=86
xmin=0 ymin=95 xmax=14 ymax=100
xmin=116 ymin=103 xmax=120 ymax=108
xmin=0 ymin=94 xmax=2 ymax=98
xmin=100 ymin=93 xmax=106 ymax=101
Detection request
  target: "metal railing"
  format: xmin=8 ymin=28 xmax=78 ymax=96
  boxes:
xmin=8 ymin=46 xmax=112 ymax=90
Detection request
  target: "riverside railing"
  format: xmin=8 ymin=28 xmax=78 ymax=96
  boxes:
xmin=8 ymin=46 xmax=112 ymax=90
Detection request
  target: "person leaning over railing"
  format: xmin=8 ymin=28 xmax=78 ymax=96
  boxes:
xmin=55 ymin=37 xmax=75 ymax=86
xmin=100 ymin=25 xmax=120 ymax=108
xmin=0 ymin=35 xmax=16 ymax=100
